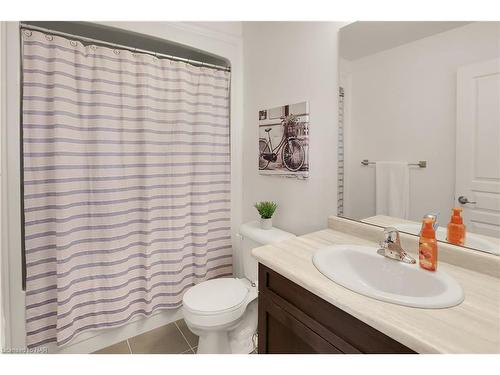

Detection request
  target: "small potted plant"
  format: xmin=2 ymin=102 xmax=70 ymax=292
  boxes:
xmin=254 ymin=201 xmax=278 ymax=230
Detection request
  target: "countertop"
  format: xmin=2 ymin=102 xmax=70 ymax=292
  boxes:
xmin=252 ymin=228 xmax=500 ymax=353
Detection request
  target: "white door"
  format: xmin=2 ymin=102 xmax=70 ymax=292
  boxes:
xmin=456 ymin=58 xmax=500 ymax=238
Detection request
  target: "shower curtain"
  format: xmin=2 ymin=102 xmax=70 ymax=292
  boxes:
xmin=21 ymin=29 xmax=232 ymax=348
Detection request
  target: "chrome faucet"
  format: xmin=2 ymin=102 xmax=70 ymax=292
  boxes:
xmin=377 ymin=227 xmax=416 ymax=264
xmin=420 ymin=212 xmax=439 ymax=234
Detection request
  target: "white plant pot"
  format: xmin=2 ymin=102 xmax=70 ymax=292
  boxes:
xmin=260 ymin=218 xmax=272 ymax=230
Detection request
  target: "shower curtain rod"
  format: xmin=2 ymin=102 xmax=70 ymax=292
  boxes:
xmin=19 ymin=23 xmax=231 ymax=72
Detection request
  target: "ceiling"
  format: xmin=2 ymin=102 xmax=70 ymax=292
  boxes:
xmin=340 ymin=21 xmax=472 ymax=61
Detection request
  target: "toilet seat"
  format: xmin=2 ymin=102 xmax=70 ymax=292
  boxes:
xmin=184 ymin=278 xmax=249 ymax=314
xmin=182 ymin=278 xmax=255 ymax=328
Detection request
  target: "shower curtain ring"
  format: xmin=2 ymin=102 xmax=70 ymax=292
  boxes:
xmin=23 ymin=29 xmax=32 ymax=37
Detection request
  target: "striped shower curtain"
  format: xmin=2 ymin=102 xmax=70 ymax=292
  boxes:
xmin=21 ymin=29 xmax=232 ymax=348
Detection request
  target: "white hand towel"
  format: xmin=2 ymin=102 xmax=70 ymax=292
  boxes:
xmin=375 ymin=161 xmax=410 ymax=219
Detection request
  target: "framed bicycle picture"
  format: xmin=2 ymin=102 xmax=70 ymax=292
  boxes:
xmin=258 ymin=101 xmax=310 ymax=179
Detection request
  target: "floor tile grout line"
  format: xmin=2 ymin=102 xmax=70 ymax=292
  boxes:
xmin=126 ymin=339 xmax=133 ymax=354
xmin=174 ymin=320 xmax=194 ymax=353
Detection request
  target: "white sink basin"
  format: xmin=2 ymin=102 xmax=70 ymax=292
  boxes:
xmin=313 ymin=245 xmax=464 ymax=309
xmin=392 ymin=223 xmax=499 ymax=255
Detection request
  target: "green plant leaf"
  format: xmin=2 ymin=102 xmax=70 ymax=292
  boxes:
xmin=254 ymin=201 xmax=278 ymax=219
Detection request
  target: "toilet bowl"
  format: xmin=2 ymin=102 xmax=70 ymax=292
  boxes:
xmin=182 ymin=221 xmax=295 ymax=354
xmin=183 ymin=278 xmax=258 ymax=354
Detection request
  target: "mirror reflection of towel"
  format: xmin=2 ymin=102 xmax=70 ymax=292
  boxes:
xmin=375 ymin=162 xmax=410 ymax=219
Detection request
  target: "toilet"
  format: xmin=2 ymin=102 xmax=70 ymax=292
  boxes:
xmin=182 ymin=221 xmax=295 ymax=354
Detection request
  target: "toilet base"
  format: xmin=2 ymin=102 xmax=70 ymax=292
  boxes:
xmin=195 ymin=328 xmax=255 ymax=354
xmin=189 ymin=299 xmax=258 ymax=354
xmin=228 ymin=299 xmax=258 ymax=353
xmin=196 ymin=330 xmax=232 ymax=354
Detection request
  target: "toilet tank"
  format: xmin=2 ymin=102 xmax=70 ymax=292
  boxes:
xmin=239 ymin=221 xmax=295 ymax=284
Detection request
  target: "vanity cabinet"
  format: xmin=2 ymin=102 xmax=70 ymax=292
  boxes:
xmin=257 ymin=264 xmax=415 ymax=354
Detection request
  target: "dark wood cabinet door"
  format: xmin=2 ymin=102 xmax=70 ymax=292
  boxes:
xmin=258 ymin=263 xmax=416 ymax=354
xmin=259 ymin=293 xmax=342 ymax=354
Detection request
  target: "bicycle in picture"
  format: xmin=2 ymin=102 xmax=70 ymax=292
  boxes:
xmin=258 ymin=114 xmax=305 ymax=172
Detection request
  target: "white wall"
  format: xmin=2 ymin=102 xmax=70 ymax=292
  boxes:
xmin=242 ymin=22 xmax=344 ymax=236
xmin=1 ymin=21 xmax=243 ymax=354
xmin=343 ymin=22 xmax=500 ymax=222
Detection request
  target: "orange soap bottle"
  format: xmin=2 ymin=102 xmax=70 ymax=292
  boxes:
xmin=447 ymin=208 xmax=466 ymax=246
xmin=419 ymin=219 xmax=438 ymax=271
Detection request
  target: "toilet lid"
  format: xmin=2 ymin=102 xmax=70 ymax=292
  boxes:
xmin=183 ymin=278 xmax=249 ymax=314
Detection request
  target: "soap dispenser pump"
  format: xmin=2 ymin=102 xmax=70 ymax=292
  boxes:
xmin=447 ymin=208 xmax=466 ymax=246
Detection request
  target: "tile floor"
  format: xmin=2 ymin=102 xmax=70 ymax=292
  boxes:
xmin=93 ymin=319 xmax=199 ymax=354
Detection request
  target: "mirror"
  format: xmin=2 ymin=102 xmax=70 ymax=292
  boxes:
xmin=338 ymin=21 xmax=500 ymax=255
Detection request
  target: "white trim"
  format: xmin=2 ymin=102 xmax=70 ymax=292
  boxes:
xmin=339 ymin=59 xmax=352 ymax=218
xmin=2 ymin=21 xmax=24 ymax=351
xmin=2 ymin=22 xmax=26 ymax=348
xmin=0 ymin=20 xmax=11 ymax=350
